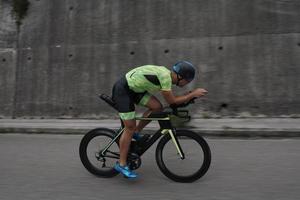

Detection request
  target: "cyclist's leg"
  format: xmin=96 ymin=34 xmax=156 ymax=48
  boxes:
xmin=119 ymin=119 xmax=136 ymax=166
xmin=136 ymin=95 xmax=163 ymax=132
xmin=111 ymin=76 xmax=137 ymax=167
xmin=114 ymin=114 xmax=138 ymax=178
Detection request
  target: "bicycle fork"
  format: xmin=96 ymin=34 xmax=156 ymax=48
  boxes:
xmin=162 ymin=129 xmax=185 ymax=160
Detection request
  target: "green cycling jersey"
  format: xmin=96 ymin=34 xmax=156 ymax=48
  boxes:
xmin=125 ymin=65 xmax=172 ymax=94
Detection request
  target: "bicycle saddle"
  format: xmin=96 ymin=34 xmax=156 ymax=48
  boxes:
xmin=99 ymin=94 xmax=118 ymax=111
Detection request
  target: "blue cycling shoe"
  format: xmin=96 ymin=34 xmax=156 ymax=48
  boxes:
xmin=132 ymin=132 xmax=143 ymax=141
xmin=114 ymin=162 xmax=138 ymax=179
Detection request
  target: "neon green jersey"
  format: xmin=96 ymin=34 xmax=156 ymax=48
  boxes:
xmin=125 ymin=65 xmax=172 ymax=93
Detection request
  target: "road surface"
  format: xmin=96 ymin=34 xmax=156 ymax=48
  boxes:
xmin=0 ymin=134 xmax=299 ymax=200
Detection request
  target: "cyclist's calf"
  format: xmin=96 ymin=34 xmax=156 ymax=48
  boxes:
xmin=119 ymin=119 xmax=137 ymax=166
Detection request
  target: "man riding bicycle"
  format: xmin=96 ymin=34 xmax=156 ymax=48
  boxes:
xmin=112 ymin=61 xmax=208 ymax=179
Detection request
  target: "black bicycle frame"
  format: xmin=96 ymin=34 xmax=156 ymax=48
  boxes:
xmin=100 ymin=112 xmax=185 ymax=160
xmin=98 ymin=93 xmax=196 ymax=160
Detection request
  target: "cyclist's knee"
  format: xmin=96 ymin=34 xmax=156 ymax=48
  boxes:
xmin=123 ymin=120 xmax=136 ymax=133
xmin=125 ymin=125 xmax=136 ymax=133
xmin=147 ymin=96 xmax=163 ymax=112
xmin=151 ymin=102 xmax=163 ymax=112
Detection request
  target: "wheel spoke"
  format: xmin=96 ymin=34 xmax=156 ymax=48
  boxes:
xmin=79 ymin=130 xmax=121 ymax=177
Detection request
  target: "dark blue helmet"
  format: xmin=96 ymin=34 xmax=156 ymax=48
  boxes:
xmin=172 ymin=61 xmax=195 ymax=82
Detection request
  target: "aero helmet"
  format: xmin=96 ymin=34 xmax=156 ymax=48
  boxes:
xmin=172 ymin=61 xmax=195 ymax=83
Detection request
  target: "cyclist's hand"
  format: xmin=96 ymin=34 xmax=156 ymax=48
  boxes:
xmin=191 ymin=88 xmax=208 ymax=98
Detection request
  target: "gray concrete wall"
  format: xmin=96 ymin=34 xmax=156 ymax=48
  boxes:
xmin=1 ymin=0 xmax=300 ymax=118
xmin=0 ymin=0 xmax=17 ymax=118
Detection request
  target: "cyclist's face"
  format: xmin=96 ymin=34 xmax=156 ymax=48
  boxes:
xmin=178 ymin=79 xmax=190 ymax=87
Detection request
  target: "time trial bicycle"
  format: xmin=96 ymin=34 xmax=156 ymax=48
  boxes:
xmin=79 ymin=94 xmax=211 ymax=182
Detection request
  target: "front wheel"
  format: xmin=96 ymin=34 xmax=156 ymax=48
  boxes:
xmin=155 ymin=130 xmax=211 ymax=183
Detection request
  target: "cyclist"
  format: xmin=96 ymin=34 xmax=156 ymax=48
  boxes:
xmin=112 ymin=61 xmax=208 ymax=178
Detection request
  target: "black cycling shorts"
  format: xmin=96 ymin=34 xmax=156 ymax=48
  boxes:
xmin=111 ymin=76 xmax=150 ymax=120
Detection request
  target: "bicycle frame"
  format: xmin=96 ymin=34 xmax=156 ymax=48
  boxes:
xmin=100 ymin=114 xmax=185 ymax=160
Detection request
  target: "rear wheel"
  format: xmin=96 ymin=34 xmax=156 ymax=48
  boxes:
xmin=79 ymin=128 xmax=120 ymax=177
xmin=155 ymin=130 xmax=211 ymax=182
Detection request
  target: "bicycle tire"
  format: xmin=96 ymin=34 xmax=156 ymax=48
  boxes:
xmin=79 ymin=128 xmax=120 ymax=178
xmin=155 ymin=130 xmax=211 ymax=183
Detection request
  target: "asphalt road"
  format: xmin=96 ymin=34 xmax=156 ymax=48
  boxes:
xmin=0 ymin=134 xmax=299 ymax=200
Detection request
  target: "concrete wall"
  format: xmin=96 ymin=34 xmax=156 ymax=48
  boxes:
xmin=1 ymin=0 xmax=300 ymax=118
xmin=0 ymin=0 xmax=17 ymax=117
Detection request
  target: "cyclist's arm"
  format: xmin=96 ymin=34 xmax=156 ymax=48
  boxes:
xmin=161 ymin=90 xmax=194 ymax=105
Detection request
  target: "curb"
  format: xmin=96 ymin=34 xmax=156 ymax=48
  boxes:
xmin=0 ymin=127 xmax=299 ymax=138
xmin=1 ymin=118 xmax=299 ymax=138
